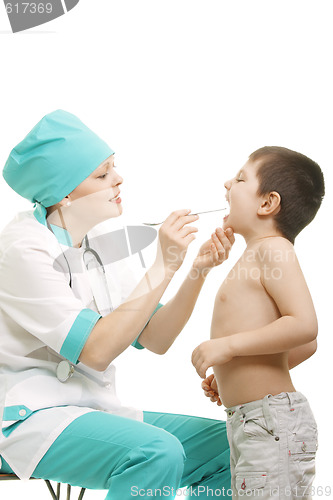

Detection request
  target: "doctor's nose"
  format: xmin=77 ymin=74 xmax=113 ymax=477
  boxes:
xmin=111 ymin=171 xmax=124 ymax=187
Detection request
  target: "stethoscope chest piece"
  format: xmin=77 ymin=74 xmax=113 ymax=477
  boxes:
xmin=57 ymin=360 xmax=75 ymax=383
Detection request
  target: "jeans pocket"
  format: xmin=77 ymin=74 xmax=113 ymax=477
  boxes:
xmin=243 ymin=416 xmax=272 ymax=438
xmin=288 ymin=433 xmax=318 ymax=497
xmin=235 ymin=471 xmax=267 ymax=495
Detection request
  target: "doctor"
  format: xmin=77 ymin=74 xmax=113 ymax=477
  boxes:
xmin=0 ymin=110 xmax=234 ymax=499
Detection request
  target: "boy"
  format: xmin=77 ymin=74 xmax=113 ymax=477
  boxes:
xmin=192 ymin=146 xmax=325 ymax=499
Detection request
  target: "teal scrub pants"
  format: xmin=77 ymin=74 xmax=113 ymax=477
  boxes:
xmin=1 ymin=411 xmax=231 ymax=499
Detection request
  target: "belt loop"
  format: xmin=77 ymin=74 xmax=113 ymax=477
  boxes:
xmin=262 ymin=395 xmax=275 ymax=435
xmin=286 ymin=392 xmax=293 ymax=406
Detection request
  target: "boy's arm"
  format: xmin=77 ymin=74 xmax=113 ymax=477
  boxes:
xmin=192 ymin=238 xmax=318 ymax=378
xmin=288 ymin=339 xmax=317 ymax=369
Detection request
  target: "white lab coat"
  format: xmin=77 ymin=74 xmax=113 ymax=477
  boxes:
xmin=0 ymin=211 xmax=149 ymax=480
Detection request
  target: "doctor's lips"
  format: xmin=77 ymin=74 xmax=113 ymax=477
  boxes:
xmin=4 ymin=0 xmax=81 ymax=33
xmin=109 ymin=192 xmax=122 ymax=204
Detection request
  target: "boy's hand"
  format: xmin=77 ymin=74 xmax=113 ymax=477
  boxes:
xmin=202 ymin=374 xmax=222 ymax=406
xmin=192 ymin=227 xmax=234 ymax=275
xmin=192 ymin=338 xmax=233 ymax=378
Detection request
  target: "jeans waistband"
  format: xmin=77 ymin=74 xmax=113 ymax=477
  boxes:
xmin=224 ymin=391 xmax=307 ymax=434
xmin=225 ymin=391 xmax=306 ymax=414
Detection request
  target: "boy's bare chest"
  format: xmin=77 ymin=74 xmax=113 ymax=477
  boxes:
xmin=219 ymin=257 xmax=262 ymax=299
xmin=211 ymin=257 xmax=280 ymax=337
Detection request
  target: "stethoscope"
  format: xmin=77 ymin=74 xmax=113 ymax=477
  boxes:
xmin=47 ymin=222 xmax=113 ymax=383
xmin=82 ymin=235 xmax=115 ymax=317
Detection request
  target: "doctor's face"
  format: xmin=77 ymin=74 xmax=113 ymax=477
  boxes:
xmin=67 ymin=155 xmax=124 ymax=223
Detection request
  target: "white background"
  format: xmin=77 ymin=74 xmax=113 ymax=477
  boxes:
xmin=0 ymin=1 xmax=332 ymax=498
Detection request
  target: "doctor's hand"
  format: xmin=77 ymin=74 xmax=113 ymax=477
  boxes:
xmin=192 ymin=227 xmax=234 ymax=276
xmin=155 ymin=209 xmax=199 ymax=276
xmin=202 ymin=374 xmax=222 ymax=406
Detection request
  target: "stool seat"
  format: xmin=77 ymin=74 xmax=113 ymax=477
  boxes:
xmin=0 ymin=473 xmax=86 ymax=499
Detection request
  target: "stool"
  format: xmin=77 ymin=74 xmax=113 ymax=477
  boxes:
xmin=0 ymin=473 xmax=86 ymax=499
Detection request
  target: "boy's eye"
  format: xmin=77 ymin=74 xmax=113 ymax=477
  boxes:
xmin=236 ymin=178 xmax=244 ymax=182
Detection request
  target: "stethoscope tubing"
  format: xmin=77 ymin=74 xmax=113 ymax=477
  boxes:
xmin=46 ymin=226 xmax=114 ymax=382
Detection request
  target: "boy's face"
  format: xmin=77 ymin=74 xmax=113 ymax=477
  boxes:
xmin=223 ymin=159 xmax=264 ymax=236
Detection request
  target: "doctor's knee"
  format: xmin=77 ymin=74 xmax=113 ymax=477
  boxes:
xmin=143 ymin=431 xmax=185 ymax=473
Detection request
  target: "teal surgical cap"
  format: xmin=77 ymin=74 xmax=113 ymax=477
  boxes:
xmin=3 ymin=109 xmax=115 ymax=208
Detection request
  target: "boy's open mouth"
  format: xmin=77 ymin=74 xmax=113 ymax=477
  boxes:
xmin=223 ymin=201 xmax=230 ymax=221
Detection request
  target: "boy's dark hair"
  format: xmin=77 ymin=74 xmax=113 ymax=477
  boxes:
xmin=249 ymin=146 xmax=325 ymax=244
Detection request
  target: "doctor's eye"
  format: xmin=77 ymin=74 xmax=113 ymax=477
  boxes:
xmin=98 ymin=172 xmax=109 ymax=179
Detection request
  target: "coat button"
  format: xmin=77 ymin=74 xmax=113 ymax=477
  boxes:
xmin=275 ymin=436 xmax=280 ymax=441
xmin=19 ymin=409 xmax=26 ymax=417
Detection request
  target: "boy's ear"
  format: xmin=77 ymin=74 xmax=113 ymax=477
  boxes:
xmin=258 ymin=191 xmax=281 ymax=216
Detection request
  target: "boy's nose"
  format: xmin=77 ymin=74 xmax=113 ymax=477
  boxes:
xmin=224 ymin=179 xmax=231 ymax=190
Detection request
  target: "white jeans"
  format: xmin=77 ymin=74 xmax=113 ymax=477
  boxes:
xmin=225 ymin=392 xmax=318 ymax=499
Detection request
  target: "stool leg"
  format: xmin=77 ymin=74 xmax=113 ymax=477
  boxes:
xmin=43 ymin=479 xmax=86 ymax=500
xmin=78 ymin=488 xmax=86 ymax=500
xmin=44 ymin=480 xmax=58 ymax=500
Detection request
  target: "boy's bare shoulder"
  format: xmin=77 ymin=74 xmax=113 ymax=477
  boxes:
xmin=256 ymin=236 xmax=296 ymax=264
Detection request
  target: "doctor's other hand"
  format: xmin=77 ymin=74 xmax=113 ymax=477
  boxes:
xmin=202 ymin=374 xmax=222 ymax=406
xmin=192 ymin=338 xmax=233 ymax=379
xmin=192 ymin=227 xmax=234 ymax=276
xmin=155 ymin=209 xmax=199 ymax=276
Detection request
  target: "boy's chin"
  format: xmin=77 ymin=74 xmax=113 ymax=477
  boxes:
xmin=222 ymin=219 xmax=237 ymax=235
xmin=222 ymin=217 xmax=232 ymax=231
